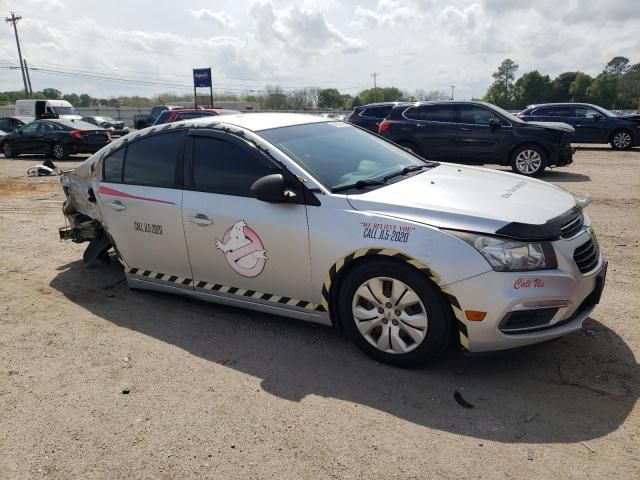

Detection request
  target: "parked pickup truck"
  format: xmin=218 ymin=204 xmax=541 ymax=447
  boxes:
xmin=133 ymin=105 xmax=185 ymax=129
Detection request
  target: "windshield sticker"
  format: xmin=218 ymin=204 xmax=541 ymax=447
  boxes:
xmin=514 ymin=278 xmax=545 ymax=289
xmin=216 ymin=220 xmax=268 ymax=277
xmin=134 ymin=221 xmax=163 ymax=235
xmin=360 ymin=222 xmax=415 ymax=243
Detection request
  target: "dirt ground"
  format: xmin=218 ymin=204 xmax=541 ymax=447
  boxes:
xmin=0 ymin=147 xmax=638 ymax=480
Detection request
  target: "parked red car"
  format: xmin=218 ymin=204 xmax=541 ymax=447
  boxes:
xmin=151 ymin=108 xmax=240 ymax=126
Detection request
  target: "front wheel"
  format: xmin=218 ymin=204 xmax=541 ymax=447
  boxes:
xmin=51 ymin=142 xmax=68 ymax=160
xmin=2 ymin=142 xmax=16 ymax=158
xmin=511 ymin=144 xmax=547 ymax=177
xmin=610 ymin=130 xmax=633 ymax=150
xmin=338 ymin=259 xmax=451 ymax=367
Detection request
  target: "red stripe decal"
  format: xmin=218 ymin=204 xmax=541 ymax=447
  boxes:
xmin=98 ymin=185 xmax=176 ymax=205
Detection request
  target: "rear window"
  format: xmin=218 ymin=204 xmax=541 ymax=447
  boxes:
xmin=360 ymin=106 xmax=393 ymax=118
xmin=176 ymin=112 xmax=218 ymax=121
xmin=122 ymin=131 xmax=182 ymax=187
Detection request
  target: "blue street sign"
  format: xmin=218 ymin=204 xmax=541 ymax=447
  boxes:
xmin=193 ymin=68 xmax=212 ymax=88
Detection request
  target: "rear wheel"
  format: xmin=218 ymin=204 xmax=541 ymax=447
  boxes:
xmin=338 ymin=259 xmax=451 ymax=367
xmin=511 ymin=144 xmax=547 ymax=177
xmin=51 ymin=142 xmax=68 ymax=160
xmin=610 ymin=129 xmax=633 ymax=150
xmin=2 ymin=142 xmax=16 ymax=158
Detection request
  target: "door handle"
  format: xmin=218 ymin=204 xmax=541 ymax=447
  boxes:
xmin=416 ymin=124 xmax=425 ymax=127
xmin=188 ymin=214 xmax=213 ymax=226
xmin=106 ymin=201 xmax=126 ymax=211
xmin=460 ymin=128 xmax=472 ymax=132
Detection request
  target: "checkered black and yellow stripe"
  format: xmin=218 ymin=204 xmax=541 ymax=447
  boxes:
xmin=319 ymin=248 xmax=469 ymax=349
xmin=127 ymin=268 xmax=326 ymax=312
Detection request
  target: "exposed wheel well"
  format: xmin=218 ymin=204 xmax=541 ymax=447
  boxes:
xmin=326 ymin=254 xmax=457 ymax=338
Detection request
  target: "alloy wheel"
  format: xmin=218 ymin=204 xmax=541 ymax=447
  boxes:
xmin=53 ymin=144 xmax=65 ymax=159
xmin=515 ymin=149 xmax=542 ymax=174
xmin=351 ymin=276 xmax=428 ymax=354
xmin=613 ymin=132 xmax=631 ymax=149
xmin=3 ymin=143 xmax=11 ymax=157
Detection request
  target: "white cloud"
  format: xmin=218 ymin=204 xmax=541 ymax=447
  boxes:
xmin=353 ymin=0 xmax=415 ymax=29
xmin=188 ymin=8 xmax=238 ymax=28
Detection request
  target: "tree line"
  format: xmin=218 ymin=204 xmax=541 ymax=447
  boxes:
xmin=483 ymin=56 xmax=640 ymax=110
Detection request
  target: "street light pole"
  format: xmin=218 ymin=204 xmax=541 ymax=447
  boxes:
xmin=450 ymin=84 xmax=456 ymax=101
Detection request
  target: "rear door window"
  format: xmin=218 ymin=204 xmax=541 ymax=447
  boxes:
xmin=404 ymin=105 xmax=456 ymax=122
xmin=534 ymin=106 xmax=575 ymax=117
xmin=123 ymin=131 xmax=183 ymax=187
xmin=361 ymin=106 xmax=393 ymax=119
xmin=459 ymin=105 xmax=502 ymax=125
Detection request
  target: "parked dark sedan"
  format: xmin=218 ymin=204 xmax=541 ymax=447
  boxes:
xmin=518 ymin=103 xmax=640 ymax=150
xmin=378 ymin=101 xmax=574 ymax=176
xmin=346 ymin=102 xmax=409 ymax=133
xmin=81 ymin=116 xmax=130 ymax=137
xmin=0 ymin=119 xmax=111 ymax=160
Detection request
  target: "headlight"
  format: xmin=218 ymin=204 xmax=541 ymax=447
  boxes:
xmin=446 ymin=231 xmax=557 ymax=272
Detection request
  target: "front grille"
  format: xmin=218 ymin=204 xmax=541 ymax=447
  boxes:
xmin=573 ymin=237 xmax=599 ymax=273
xmin=560 ymin=212 xmax=584 ymax=238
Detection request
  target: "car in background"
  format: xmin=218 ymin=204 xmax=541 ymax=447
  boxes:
xmin=346 ymin=102 xmax=409 ymax=133
xmin=133 ymin=105 xmax=186 ymax=129
xmin=58 ymin=113 xmax=605 ymax=367
xmin=319 ymin=113 xmax=345 ymax=121
xmin=81 ymin=116 xmax=130 ymax=137
xmin=0 ymin=116 xmax=32 ymax=134
xmin=378 ymin=101 xmax=574 ymax=177
xmin=0 ymin=119 xmax=110 ymax=160
xmin=15 ymin=99 xmax=81 ymax=120
xmin=517 ymin=103 xmax=640 ymax=150
xmin=151 ymin=108 xmax=241 ymax=126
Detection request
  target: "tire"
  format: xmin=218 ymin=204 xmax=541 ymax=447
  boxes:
xmin=398 ymin=141 xmax=422 ymax=157
xmin=510 ymin=144 xmax=547 ymax=177
xmin=50 ymin=142 xmax=68 ymax=160
xmin=337 ymin=259 xmax=452 ymax=367
xmin=2 ymin=142 xmax=16 ymax=158
xmin=610 ymin=129 xmax=633 ymax=150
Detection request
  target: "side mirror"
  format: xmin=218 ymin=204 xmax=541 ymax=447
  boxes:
xmin=488 ymin=118 xmax=501 ymax=129
xmin=250 ymin=173 xmax=296 ymax=203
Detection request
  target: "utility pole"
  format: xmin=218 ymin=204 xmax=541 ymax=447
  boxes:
xmin=23 ymin=59 xmax=33 ymax=97
xmin=5 ymin=12 xmax=30 ymax=97
xmin=371 ymin=72 xmax=380 ymax=102
xmin=450 ymin=84 xmax=456 ymax=101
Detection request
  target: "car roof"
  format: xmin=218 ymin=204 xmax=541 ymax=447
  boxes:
xmin=358 ymin=102 xmax=409 ymax=108
xmin=1 ymin=116 xmax=33 ymax=123
xmin=183 ymin=112 xmax=331 ymax=132
xmin=525 ymin=102 xmax=596 ymax=110
xmin=37 ymin=119 xmax=102 ymax=129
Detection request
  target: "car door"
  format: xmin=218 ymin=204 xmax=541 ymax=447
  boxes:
xmin=181 ymin=129 xmax=314 ymax=310
xmin=97 ymin=129 xmax=193 ymax=283
xmin=573 ymin=106 xmax=609 ymax=142
xmin=11 ymin=122 xmax=40 ymax=154
xmin=457 ymin=104 xmax=513 ymax=162
xmin=402 ymin=104 xmax=458 ymax=160
xmin=35 ymin=122 xmax=57 ymax=153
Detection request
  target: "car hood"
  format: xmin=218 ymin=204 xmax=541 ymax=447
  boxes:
xmin=527 ymin=121 xmax=575 ymax=134
xmin=617 ymin=113 xmax=640 ymax=123
xmin=346 ymin=164 xmax=577 ymax=237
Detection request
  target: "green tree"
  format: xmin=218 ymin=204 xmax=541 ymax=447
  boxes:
xmin=78 ymin=94 xmax=93 ymax=107
xmin=0 ymin=93 xmax=9 ymax=105
xmin=483 ymin=58 xmax=519 ymax=108
xmin=550 ymin=72 xmax=578 ymax=102
xmin=42 ymin=88 xmax=62 ymax=99
xmin=351 ymin=96 xmax=362 ymax=108
xmin=604 ymin=56 xmax=630 ymax=76
xmin=619 ymin=63 xmax=640 ymax=109
xmin=359 ymin=87 xmax=403 ymax=104
xmin=588 ymin=73 xmax=619 ymax=108
xmin=32 ymin=91 xmax=47 ymax=99
xmin=514 ymin=70 xmax=552 ymax=107
xmin=62 ymin=93 xmax=80 ymax=105
xmin=318 ymin=88 xmax=344 ymax=109
xmin=569 ymin=73 xmax=593 ymax=102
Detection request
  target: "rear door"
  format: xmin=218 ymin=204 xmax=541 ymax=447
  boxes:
xmin=97 ymin=130 xmax=193 ymax=282
xmin=402 ymin=104 xmax=458 ymax=160
xmin=456 ymin=104 xmax=514 ymax=162
xmin=181 ymin=129 xmax=314 ymax=310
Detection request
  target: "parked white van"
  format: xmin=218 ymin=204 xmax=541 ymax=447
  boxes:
xmin=15 ymin=99 xmax=81 ymax=121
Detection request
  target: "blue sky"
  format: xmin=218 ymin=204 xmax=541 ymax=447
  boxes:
xmin=1 ymin=0 xmax=639 ymax=99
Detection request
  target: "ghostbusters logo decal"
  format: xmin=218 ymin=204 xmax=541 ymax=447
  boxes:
xmin=216 ymin=220 xmax=268 ymax=277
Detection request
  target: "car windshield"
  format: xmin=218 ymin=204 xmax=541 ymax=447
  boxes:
xmin=258 ymin=122 xmax=433 ymax=191
xmin=52 ymin=106 xmax=79 ymax=115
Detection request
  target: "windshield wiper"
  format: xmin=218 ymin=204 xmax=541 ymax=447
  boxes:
xmin=383 ymin=164 xmax=430 ymax=182
xmin=331 ymin=178 xmax=387 ymax=193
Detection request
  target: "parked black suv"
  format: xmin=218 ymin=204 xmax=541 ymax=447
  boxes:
xmin=346 ymin=102 xmax=409 ymax=133
xmin=518 ymin=103 xmax=640 ymax=150
xmin=378 ymin=101 xmax=574 ymax=176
